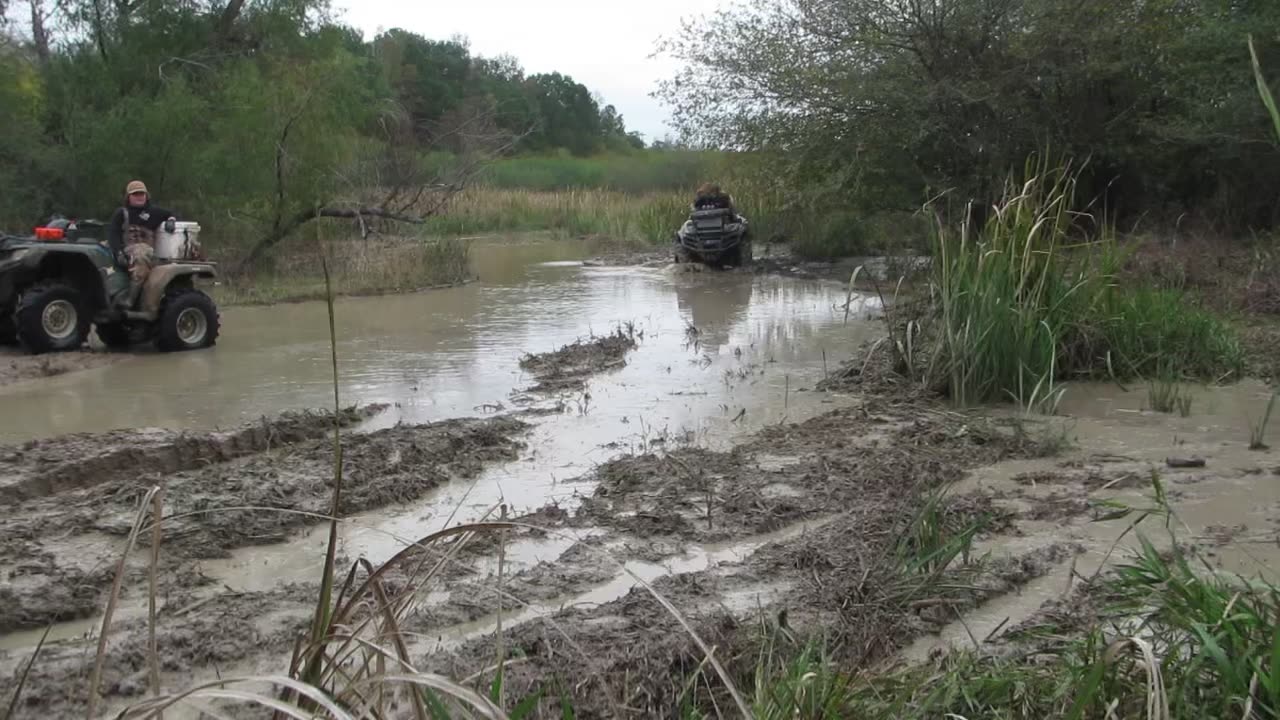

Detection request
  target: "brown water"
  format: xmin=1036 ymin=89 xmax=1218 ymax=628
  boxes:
xmin=0 ymin=236 xmax=883 ymax=629
xmin=0 ymin=237 xmax=878 ymax=442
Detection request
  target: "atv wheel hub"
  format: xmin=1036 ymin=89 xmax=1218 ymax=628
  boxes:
xmin=42 ymin=300 xmax=78 ymax=340
xmin=175 ymin=307 xmax=208 ymax=345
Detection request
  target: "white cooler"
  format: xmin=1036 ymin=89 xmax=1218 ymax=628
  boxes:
xmin=154 ymin=221 xmax=202 ymax=260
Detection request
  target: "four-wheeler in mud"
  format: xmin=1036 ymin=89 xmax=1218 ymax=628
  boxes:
xmin=0 ymin=217 xmax=220 ymax=354
xmin=673 ymin=206 xmax=752 ymax=268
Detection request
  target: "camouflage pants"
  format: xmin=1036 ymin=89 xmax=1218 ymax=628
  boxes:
xmin=125 ymin=243 xmax=155 ymax=285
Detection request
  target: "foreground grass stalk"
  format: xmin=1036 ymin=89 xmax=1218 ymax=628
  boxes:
xmin=301 ymin=248 xmax=344 ymax=697
xmin=5 ymin=626 xmax=50 ymax=718
xmin=148 ymin=485 xmax=165 ymax=712
xmin=88 ymin=485 xmax=161 ymax=719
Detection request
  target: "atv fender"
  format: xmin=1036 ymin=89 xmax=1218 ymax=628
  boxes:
xmin=140 ymin=262 xmax=217 ymax=318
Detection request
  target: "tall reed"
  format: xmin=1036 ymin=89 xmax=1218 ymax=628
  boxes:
xmin=927 ymin=156 xmax=1242 ymax=410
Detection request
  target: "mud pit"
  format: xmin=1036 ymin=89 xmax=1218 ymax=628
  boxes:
xmin=0 ymin=346 xmax=123 ymax=387
xmin=2 ymin=240 xmax=1278 ymax=718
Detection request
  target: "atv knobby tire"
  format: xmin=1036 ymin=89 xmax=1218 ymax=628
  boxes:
xmin=0 ymin=314 xmax=16 ymax=346
xmin=156 ymin=287 xmax=219 ymax=352
xmin=16 ymin=282 xmax=89 ymax=353
xmin=95 ymin=323 xmax=134 ymax=350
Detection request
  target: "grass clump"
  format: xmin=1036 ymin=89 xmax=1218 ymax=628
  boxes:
xmin=1148 ymin=376 xmax=1194 ymax=417
xmin=1249 ymin=390 xmax=1278 ymax=450
xmin=842 ymin=534 xmax=1280 ymax=719
xmin=217 ymin=234 xmax=471 ymax=305
xmin=925 ymin=156 xmax=1242 ymax=409
xmin=421 ymin=187 xmax=692 ymax=244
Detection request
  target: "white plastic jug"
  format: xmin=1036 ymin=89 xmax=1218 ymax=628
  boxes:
xmin=154 ymin=221 xmax=201 ymax=260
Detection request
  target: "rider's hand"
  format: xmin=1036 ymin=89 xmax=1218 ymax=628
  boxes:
xmin=164 ymin=217 xmax=176 ymax=233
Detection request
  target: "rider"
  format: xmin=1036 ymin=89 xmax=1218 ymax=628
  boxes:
xmin=693 ymin=183 xmax=736 ymax=216
xmin=106 ymin=180 xmax=176 ymax=307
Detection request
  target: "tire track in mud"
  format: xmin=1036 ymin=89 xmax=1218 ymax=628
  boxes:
xmin=0 ymin=396 xmax=1079 ymax=720
xmin=0 ymin=405 xmax=383 ymax=504
xmin=0 ymin=408 xmax=531 ymax=636
xmin=399 ymin=405 xmax=1079 ymax=717
xmin=0 ymin=344 xmax=1096 ymax=719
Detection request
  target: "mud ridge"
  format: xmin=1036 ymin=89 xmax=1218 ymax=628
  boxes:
xmin=0 ymin=413 xmax=529 ymax=635
xmin=0 ymin=404 xmax=387 ymax=504
xmin=0 ymin=347 xmax=123 ymax=388
xmin=519 ymin=326 xmax=639 ymax=394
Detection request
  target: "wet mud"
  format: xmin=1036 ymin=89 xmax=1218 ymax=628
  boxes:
xmin=0 ymin=347 xmax=123 ymax=387
xmin=0 ymin=408 xmax=528 ymax=637
xmin=3 ymin=242 xmax=1278 ymax=718
xmin=519 ymin=326 xmax=639 ymax=394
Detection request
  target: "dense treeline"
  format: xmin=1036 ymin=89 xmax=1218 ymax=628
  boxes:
xmin=661 ymin=0 xmax=1280 ymax=234
xmin=0 ymin=0 xmax=644 ymax=251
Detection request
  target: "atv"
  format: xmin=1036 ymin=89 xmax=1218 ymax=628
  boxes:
xmin=0 ymin=217 xmax=220 ymax=354
xmin=673 ymin=207 xmax=752 ymax=268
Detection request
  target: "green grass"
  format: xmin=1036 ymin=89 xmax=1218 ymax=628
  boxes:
xmin=481 ymin=150 xmax=714 ymax=193
xmin=718 ymin=472 xmax=1280 ymax=720
xmin=790 ymin=210 xmax=932 ymax=260
xmin=1148 ymin=377 xmax=1194 ymax=417
xmin=926 ymin=156 xmax=1243 ymax=410
xmin=215 ymin=234 xmax=471 ymax=305
xmin=418 ymin=187 xmax=691 ymax=244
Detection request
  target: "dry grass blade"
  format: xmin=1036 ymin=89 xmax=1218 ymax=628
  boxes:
xmin=619 ymin=563 xmax=755 ymax=719
xmin=1104 ymin=637 xmax=1170 ymax=720
xmin=364 ymin=562 xmax=428 ymax=720
xmin=87 ymin=485 xmax=161 ymax=720
xmin=301 ymin=248 xmax=346 ymax=693
xmin=118 ymin=675 xmax=356 ymax=720
xmin=5 ymin=625 xmax=51 ymax=719
xmin=1251 ymin=35 xmax=1280 ymax=143
xmin=148 ymin=484 xmax=165 ymax=710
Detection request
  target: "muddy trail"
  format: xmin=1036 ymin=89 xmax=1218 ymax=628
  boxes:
xmin=0 ymin=392 xmax=1066 ymax=719
xmin=0 ymin=406 xmax=529 ymax=637
xmin=3 ymin=365 xmax=1279 ymax=718
xmin=2 ymin=239 xmax=1278 ymax=718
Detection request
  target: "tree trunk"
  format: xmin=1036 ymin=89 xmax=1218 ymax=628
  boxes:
xmin=29 ymin=0 xmax=51 ymax=64
xmin=216 ymin=0 xmax=247 ymax=42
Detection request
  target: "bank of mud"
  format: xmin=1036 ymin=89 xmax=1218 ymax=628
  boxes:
xmin=518 ymin=325 xmax=639 ymax=394
xmin=0 ymin=406 xmax=529 ymax=636
xmin=3 ymin=312 xmax=1278 ymax=716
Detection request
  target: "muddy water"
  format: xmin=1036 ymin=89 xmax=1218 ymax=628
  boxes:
xmin=903 ymin=378 xmax=1280 ymax=661
xmin=0 ymin=235 xmax=881 ymax=611
xmin=0 ymin=237 xmax=877 ymax=442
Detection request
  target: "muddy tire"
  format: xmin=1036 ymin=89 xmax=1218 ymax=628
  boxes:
xmin=0 ymin=314 xmax=15 ymax=346
xmin=95 ymin=323 xmax=134 ymax=350
xmin=156 ymin=288 xmax=219 ymax=352
xmin=16 ymin=283 xmax=89 ymax=354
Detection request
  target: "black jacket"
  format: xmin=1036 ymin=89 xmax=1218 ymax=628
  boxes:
xmin=107 ymin=203 xmax=175 ymax=255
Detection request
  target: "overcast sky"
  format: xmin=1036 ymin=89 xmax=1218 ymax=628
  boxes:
xmin=331 ymin=0 xmax=724 ymax=143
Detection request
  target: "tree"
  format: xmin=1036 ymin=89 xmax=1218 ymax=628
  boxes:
xmin=659 ymin=0 xmax=1280 ymax=229
xmin=525 ymin=72 xmax=603 ymax=156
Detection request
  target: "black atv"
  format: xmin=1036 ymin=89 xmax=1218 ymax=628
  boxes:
xmin=673 ymin=207 xmax=752 ymax=268
xmin=0 ymin=218 xmax=220 ymax=354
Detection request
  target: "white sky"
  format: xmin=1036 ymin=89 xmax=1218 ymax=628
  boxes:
xmin=330 ymin=0 xmax=724 ymax=143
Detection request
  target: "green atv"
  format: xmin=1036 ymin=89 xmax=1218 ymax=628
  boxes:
xmin=0 ymin=217 xmax=220 ymax=354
